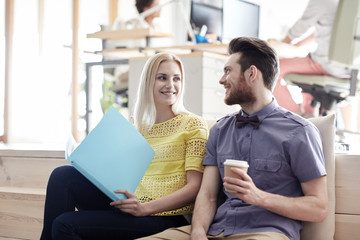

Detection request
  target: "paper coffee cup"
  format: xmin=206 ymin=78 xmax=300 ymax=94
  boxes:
xmin=224 ymin=159 xmax=249 ymax=192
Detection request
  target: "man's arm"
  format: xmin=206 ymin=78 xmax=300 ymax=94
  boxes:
xmin=224 ymin=168 xmax=328 ymax=222
xmin=191 ymin=166 xmax=221 ymax=240
xmin=282 ymin=33 xmax=315 ymax=46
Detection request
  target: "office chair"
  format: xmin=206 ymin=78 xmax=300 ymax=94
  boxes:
xmin=284 ymin=0 xmax=360 ymax=116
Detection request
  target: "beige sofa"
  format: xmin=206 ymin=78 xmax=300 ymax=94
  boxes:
xmin=0 ymin=115 xmax=359 ymax=239
xmin=208 ymin=114 xmax=360 ymax=240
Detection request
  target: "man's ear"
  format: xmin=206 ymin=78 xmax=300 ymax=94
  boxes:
xmin=248 ymin=65 xmax=258 ymax=82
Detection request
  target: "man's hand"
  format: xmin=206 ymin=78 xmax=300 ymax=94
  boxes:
xmin=223 ymin=167 xmax=328 ymax=222
xmin=223 ymin=167 xmax=264 ymax=205
xmin=191 ymin=228 xmax=208 ymax=240
xmin=110 ymin=189 xmax=149 ymax=216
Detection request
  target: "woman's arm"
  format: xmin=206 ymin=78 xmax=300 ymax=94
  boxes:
xmin=110 ymin=169 xmax=202 ymax=216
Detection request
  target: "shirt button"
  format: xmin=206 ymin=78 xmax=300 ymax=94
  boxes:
xmin=264 ymin=165 xmax=268 ymax=170
xmin=246 ymin=133 xmax=250 ymax=137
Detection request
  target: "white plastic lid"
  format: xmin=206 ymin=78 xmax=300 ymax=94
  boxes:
xmin=224 ymin=159 xmax=249 ymax=168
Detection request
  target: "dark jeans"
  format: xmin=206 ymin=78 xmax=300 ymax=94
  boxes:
xmin=40 ymin=166 xmax=188 ymax=240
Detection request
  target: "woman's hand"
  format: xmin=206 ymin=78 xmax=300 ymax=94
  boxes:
xmin=110 ymin=190 xmax=149 ymax=216
xmin=110 ymin=170 xmax=203 ymax=216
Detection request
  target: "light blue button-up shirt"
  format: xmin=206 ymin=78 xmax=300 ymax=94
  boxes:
xmin=203 ymin=100 xmax=326 ymax=240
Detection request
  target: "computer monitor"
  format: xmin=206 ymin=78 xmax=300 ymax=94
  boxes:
xmin=190 ymin=1 xmax=223 ymax=41
xmin=190 ymin=0 xmax=260 ymax=43
xmin=222 ymin=0 xmax=260 ymax=43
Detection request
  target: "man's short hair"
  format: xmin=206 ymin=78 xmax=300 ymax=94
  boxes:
xmin=228 ymin=37 xmax=280 ymax=91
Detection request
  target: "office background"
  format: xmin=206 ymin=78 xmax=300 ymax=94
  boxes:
xmin=0 ymin=1 xmax=360 ymax=239
xmin=0 ymin=0 xmax=358 ymax=147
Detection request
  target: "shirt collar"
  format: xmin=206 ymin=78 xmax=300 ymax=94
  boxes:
xmin=238 ymin=98 xmax=277 ymax=123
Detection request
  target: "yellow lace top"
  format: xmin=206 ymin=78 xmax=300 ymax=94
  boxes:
xmin=134 ymin=113 xmax=208 ymax=216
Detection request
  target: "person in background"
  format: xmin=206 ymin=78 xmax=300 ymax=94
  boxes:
xmin=135 ymin=0 xmax=161 ymax=29
xmin=137 ymin=37 xmax=328 ymax=240
xmin=271 ymin=0 xmax=350 ymax=116
xmin=113 ymin=0 xmax=162 ymax=30
xmin=40 ymin=52 xmax=208 ymax=240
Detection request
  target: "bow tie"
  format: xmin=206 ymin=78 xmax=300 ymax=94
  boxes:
xmin=236 ymin=114 xmax=260 ymax=129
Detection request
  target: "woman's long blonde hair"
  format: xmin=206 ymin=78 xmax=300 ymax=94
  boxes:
xmin=133 ymin=52 xmax=189 ymax=133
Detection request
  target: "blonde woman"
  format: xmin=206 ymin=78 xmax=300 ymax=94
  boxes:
xmin=40 ymin=52 xmax=208 ymax=240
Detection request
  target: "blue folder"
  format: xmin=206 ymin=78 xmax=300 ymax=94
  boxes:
xmin=66 ymin=106 xmax=155 ymax=201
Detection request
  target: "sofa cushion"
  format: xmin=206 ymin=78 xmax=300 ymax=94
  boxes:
xmin=301 ymin=114 xmax=336 ymax=240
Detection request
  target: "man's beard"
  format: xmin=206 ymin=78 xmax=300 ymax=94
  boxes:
xmin=225 ymin=79 xmax=256 ymax=106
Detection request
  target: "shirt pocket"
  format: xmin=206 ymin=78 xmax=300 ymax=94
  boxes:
xmin=252 ymin=158 xmax=282 ymax=190
xmin=253 ymin=158 xmax=281 ymax=172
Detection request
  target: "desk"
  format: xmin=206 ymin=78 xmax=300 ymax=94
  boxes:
xmin=87 ymin=28 xmax=174 ymax=39
xmin=92 ymin=41 xmax=310 ymax=59
xmin=87 ymin=28 xmax=174 ymax=47
xmin=90 ymin=42 xmax=228 ymax=58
